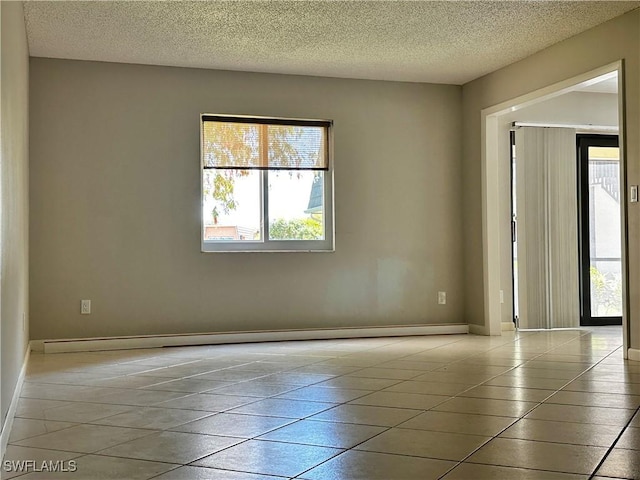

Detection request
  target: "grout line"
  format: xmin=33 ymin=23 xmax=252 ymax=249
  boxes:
xmin=292 ymin=334 xmax=569 ymax=479
xmin=435 ymin=343 xmax=631 ymax=479
xmin=588 ymin=403 xmax=640 ymax=479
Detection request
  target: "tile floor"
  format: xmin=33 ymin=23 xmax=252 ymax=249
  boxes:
xmin=3 ymin=327 xmax=640 ymax=479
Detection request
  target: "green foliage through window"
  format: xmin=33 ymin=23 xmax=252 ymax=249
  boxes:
xmin=269 ymin=218 xmax=323 ymax=240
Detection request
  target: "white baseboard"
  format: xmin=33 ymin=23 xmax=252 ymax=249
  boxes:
xmin=1 ymin=343 xmax=30 ymax=462
xmin=501 ymin=321 xmax=516 ymax=331
xmin=468 ymin=324 xmax=487 ymax=335
xmin=628 ymin=348 xmax=640 ymax=362
xmin=37 ymin=324 xmax=470 ymax=354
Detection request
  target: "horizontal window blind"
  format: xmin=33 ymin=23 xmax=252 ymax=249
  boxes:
xmin=202 ymin=116 xmax=330 ymax=171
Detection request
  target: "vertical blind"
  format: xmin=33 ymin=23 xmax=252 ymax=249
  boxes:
xmin=515 ymin=127 xmax=580 ymax=329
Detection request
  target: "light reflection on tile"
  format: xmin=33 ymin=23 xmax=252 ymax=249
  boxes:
xmin=257 ymin=419 xmax=385 ymax=448
xmin=355 ymin=427 xmax=490 ymax=461
xmin=194 ymin=439 xmax=342 ymax=477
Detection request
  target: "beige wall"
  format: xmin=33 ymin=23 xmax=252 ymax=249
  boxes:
xmin=462 ymin=10 xmax=640 ymax=349
xmin=29 ymin=58 xmax=463 ymax=340
xmin=1 ymin=2 xmax=30 ymax=430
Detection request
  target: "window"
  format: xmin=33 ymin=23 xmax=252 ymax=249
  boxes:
xmin=200 ymin=114 xmax=334 ymax=252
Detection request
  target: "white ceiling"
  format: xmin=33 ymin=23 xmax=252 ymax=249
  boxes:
xmin=576 ymin=75 xmax=619 ymax=94
xmin=23 ymin=1 xmax=640 ymax=85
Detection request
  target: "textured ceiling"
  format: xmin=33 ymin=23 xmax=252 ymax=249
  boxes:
xmin=23 ymin=1 xmax=640 ymax=85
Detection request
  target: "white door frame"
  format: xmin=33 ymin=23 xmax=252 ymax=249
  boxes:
xmin=480 ymin=61 xmax=629 ymax=356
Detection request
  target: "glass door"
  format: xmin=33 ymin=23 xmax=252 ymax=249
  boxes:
xmin=578 ymin=135 xmax=622 ymax=326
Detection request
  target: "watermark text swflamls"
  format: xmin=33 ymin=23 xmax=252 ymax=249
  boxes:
xmin=3 ymin=460 xmax=77 ymax=474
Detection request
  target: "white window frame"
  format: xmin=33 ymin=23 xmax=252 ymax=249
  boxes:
xmin=200 ymin=114 xmax=334 ymax=253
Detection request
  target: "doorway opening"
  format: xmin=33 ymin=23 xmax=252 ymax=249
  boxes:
xmin=481 ymin=61 xmax=628 ymax=354
xmin=510 ymin=131 xmax=622 ymax=330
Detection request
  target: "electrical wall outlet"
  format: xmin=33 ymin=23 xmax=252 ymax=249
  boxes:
xmin=81 ymin=299 xmax=91 ymax=314
xmin=438 ymin=291 xmax=446 ymax=305
xmin=23 ymin=312 xmax=26 ymax=332
xmin=500 ymin=290 xmax=504 ymax=304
